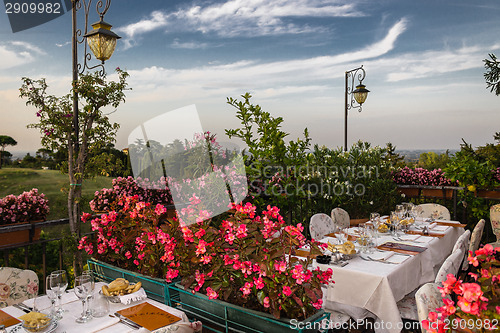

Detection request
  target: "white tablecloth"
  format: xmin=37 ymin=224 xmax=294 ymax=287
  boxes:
xmin=3 ymin=282 xmax=189 ymax=333
xmin=317 ymin=222 xmax=464 ymax=333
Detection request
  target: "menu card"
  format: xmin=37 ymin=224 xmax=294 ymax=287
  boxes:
xmin=0 ymin=309 xmax=21 ymax=328
xmin=117 ymin=302 xmax=181 ymax=331
xmin=377 ymin=242 xmax=427 ymax=255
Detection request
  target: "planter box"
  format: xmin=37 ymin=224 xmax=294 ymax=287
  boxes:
xmin=421 ymin=188 xmax=453 ymax=199
xmin=397 ymin=187 xmax=420 ymax=198
xmin=87 ymin=258 xmax=178 ymax=306
xmin=476 ymin=189 xmax=500 ymax=200
xmin=0 ymin=221 xmax=42 ymax=248
xmin=170 ymin=282 xmax=329 ymax=333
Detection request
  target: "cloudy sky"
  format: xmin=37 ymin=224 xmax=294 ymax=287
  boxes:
xmin=1 ymin=0 xmax=500 ymax=155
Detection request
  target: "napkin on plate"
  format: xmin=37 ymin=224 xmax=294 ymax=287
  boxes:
xmin=427 ymin=223 xmax=449 ymax=233
xmin=398 ymin=234 xmax=421 ymax=242
xmin=368 ymin=251 xmax=394 ymax=261
xmin=118 ymin=288 xmax=147 ymax=305
xmin=386 ymin=254 xmax=410 ymax=264
xmin=435 ymin=219 xmax=460 ymax=224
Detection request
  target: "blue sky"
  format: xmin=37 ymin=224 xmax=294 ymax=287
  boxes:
xmin=1 ymin=0 xmax=500 ymax=154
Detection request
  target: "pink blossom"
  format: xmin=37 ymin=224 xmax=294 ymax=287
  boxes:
xmin=263 ymin=297 xmax=270 ymax=308
xmin=206 ymin=287 xmax=218 ymax=300
xmin=282 ymin=286 xmax=292 ymax=296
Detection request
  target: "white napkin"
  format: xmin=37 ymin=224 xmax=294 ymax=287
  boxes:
xmin=398 ymin=234 xmax=421 ymax=242
xmin=386 ymin=254 xmax=410 ymax=264
xmin=428 ymin=223 xmax=449 ymax=233
xmin=368 ymin=251 xmax=394 ymax=261
xmin=118 ymin=288 xmax=147 ymax=305
xmin=24 ymin=292 xmax=78 ymax=310
xmin=435 ymin=219 xmax=460 ymax=224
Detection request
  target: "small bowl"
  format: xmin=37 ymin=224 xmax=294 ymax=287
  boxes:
xmin=22 ymin=316 xmax=54 ymax=333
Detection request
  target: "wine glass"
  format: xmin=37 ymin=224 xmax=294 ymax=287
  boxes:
xmin=50 ymin=270 xmax=68 ymax=318
xmin=46 ymin=275 xmax=59 ymax=320
xmin=81 ymin=270 xmax=95 ymax=317
xmin=74 ymin=275 xmax=94 ymax=323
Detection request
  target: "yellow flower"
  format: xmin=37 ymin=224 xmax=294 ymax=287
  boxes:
xmin=467 ymin=185 xmax=476 ymax=192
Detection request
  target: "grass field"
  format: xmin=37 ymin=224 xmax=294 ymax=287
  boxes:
xmin=0 ymin=167 xmax=112 ymax=220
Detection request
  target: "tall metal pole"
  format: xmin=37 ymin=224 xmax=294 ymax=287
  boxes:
xmin=344 ymin=71 xmax=348 ymax=152
xmin=72 ymin=0 xmax=79 ymax=155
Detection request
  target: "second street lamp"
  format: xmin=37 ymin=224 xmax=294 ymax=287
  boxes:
xmin=344 ymin=65 xmax=370 ymax=151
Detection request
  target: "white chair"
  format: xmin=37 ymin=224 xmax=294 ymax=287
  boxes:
xmin=397 ymin=289 xmax=419 ymax=321
xmin=469 ymin=219 xmax=486 ymax=255
xmin=489 ymin=204 xmax=500 ymax=247
xmin=309 ymin=213 xmax=335 ymax=240
xmin=331 ymin=208 xmax=350 ymax=229
xmin=0 ymin=267 xmax=38 ymax=308
xmin=416 ymin=203 xmax=451 ymax=220
xmin=452 ymin=230 xmax=470 ymax=270
xmin=416 ymin=283 xmax=447 ymax=333
xmin=435 ymin=249 xmax=464 ymax=285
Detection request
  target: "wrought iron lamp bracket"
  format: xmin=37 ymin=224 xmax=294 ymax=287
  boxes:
xmin=346 ymin=66 xmax=366 ymax=113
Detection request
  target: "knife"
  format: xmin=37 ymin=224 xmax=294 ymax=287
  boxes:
xmin=113 ymin=312 xmax=142 ymax=330
xmin=13 ymin=303 xmax=32 ymax=313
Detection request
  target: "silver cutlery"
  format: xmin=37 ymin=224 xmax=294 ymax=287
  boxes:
xmin=13 ymin=303 xmax=32 ymax=313
xmin=110 ymin=313 xmax=142 ymax=330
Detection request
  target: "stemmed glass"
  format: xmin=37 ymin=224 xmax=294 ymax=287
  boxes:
xmin=45 ymin=275 xmax=59 ymax=320
xmin=369 ymin=212 xmax=380 ymax=245
xmin=50 ymin=270 xmax=68 ymax=318
xmin=74 ymin=275 xmax=94 ymax=323
xmin=81 ymin=270 xmax=95 ymax=317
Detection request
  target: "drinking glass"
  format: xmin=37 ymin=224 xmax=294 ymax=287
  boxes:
xmin=81 ymin=270 xmax=95 ymax=317
xmin=395 ymin=205 xmax=404 ymax=219
xmin=363 ymin=223 xmax=376 ymax=253
xmin=390 ymin=211 xmax=402 ymax=238
xmin=46 ymin=275 xmax=59 ymax=320
xmin=74 ymin=275 xmax=94 ymax=323
xmin=50 ymin=270 xmax=68 ymax=318
xmin=337 ymin=227 xmax=348 ymax=243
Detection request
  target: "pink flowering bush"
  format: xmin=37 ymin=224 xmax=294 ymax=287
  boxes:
xmin=422 ymin=244 xmax=500 ymax=333
xmin=392 ymin=167 xmax=457 ymax=186
xmin=89 ymin=176 xmax=173 ymax=212
xmin=0 ymin=189 xmax=49 ymax=224
xmin=79 ymin=194 xmax=332 ymax=320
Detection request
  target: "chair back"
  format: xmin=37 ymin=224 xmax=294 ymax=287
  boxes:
xmin=415 ymin=283 xmax=446 ymax=333
xmin=490 ymin=204 xmax=500 ymax=243
xmin=435 ymin=249 xmax=464 ymax=285
xmin=452 ymin=230 xmax=471 ymax=271
xmin=416 ymin=203 xmax=451 ymax=220
xmin=469 ymin=219 xmax=486 ymax=255
xmin=309 ymin=213 xmax=335 ymax=240
xmin=0 ymin=267 xmax=38 ymax=308
xmin=331 ymin=208 xmax=350 ymax=229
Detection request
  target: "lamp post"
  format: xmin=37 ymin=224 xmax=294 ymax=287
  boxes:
xmin=72 ymin=0 xmax=120 ymax=156
xmin=344 ymin=65 xmax=369 ymax=151
xmin=70 ymin=0 xmax=120 ymax=238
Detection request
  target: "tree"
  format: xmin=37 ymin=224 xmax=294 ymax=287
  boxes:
xmin=484 ymin=53 xmax=500 ymax=96
xmin=0 ymin=135 xmax=17 ymax=169
xmin=19 ymin=69 xmax=129 ymax=255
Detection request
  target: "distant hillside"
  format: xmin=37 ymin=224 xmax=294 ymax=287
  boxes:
xmin=396 ymin=149 xmax=458 ymax=163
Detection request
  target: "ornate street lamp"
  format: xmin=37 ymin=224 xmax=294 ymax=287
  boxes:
xmin=71 ymin=0 xmax=120 ymax=155
xmin=344 ymin=65 xmax=370 ymax=151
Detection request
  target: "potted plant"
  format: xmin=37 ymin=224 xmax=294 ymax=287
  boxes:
xmin=422 ymin=244 xmax=500 ymax=333
xmin=79 ymin=195 xmax=333 ymax=330
xmin=0 ymin=189 xmax=49 ymax=247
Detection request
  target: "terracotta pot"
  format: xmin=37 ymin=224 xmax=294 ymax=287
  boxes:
xmin=0 ymin=221 xmax=42 ymax=247
xmin=476 ymin=189 xmax=500 ymax=199
xmin=397 ymin=187 xmax=420 ymax=197
xmin=421 ymin=188 xmax=453 ymax=199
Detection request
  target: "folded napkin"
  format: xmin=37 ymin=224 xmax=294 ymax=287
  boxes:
xmin=427 ymin=223 xmax=449 ymax=233
xmin=386 ymin=254 xmax=410 ymax=264
xmin=399 ymin=234 xmax=421 ymax=242
xmin=368 ymin=251 xmax=394 ymax=261
xmin=435 ymin=219 xmax=460 ymax=224
xmin=24 ymin=292 xmax=78 ymax=310
xmin=416 ymin=236 xmax=434 ymax=244
xmin=118 ymin=288 xmax=147 ymax=305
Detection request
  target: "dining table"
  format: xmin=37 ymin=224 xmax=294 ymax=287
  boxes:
xmin=313 ymin=218 xmax=465 ymax=333
xmin=1 ymin=282 xmax=191 ymax=333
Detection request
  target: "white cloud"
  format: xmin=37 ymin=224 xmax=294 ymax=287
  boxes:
xmin=0 ymin=41 xmax=46 ymax=70
xmin=171 ymin=39 xmax=209 ymax=49
xmin=117 ymin=0 xmax=364 ymax=48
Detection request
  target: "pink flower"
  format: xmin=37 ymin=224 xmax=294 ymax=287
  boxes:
xmin=240 ymin=282 xmax=253 ymax=296
xmin=155 ymin=204 xmax=166 ymax=216
xmin=253 ymin=277 xmax=265 ymax=290
xmin=312 ymin=299 xmax=323 ymax=309
xmin=460 ymin=283 xmax=486 ymax=303
xmin=206 ymin=287 xmax=218 ymax=300
xmin=282 ymin=286 xmax=292 ymax=296
xmin=263 ymin=297 xmax=270 ymax=308
xmin=125 ymin=251 xmax=132 ymax=259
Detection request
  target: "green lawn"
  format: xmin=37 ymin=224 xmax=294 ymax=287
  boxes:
xmin=0 ymin=168 xmax=112 ymax=220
